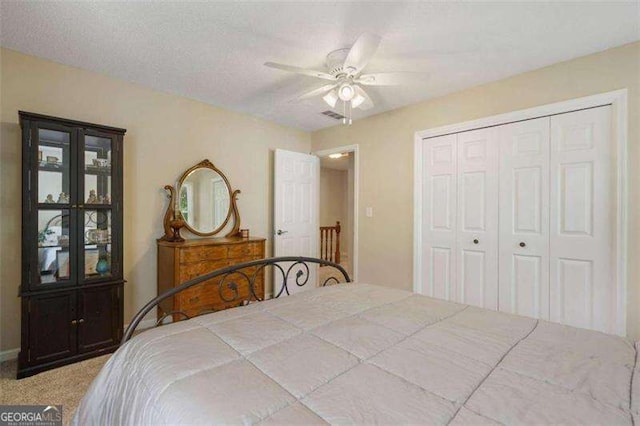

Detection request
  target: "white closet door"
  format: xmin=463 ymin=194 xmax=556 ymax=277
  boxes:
xmin=498 ymin=117 xmax=550 ymax=319
xmin=456 ymin=129 xmax=499 ymax=309
xmin=422 ymin=134 xmax=457 ymax=301
xmin=550 ymin=106 xmax=614 ymax=333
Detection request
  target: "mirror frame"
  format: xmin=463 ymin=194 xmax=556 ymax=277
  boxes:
xmin=160 ymin=159 xmax=241 ymax=241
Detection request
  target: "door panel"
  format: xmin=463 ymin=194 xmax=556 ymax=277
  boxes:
xmin=456 ymin=129 xmax=498 ymax=309
xmin=27 ymin=291 xmax=77 ymax=364
xmin=430 ymin=247 xmax=453 ymax=300
xmin=422 ymin=135 xmax=457 ymax=301
xmin=78 ymin=285 xmax=121 ymax=352
xmin=498 ymin=117 xmax=550 ymax=319
xmin=550 ymin=106 xmax=613 ymax=333
xmin=273 ymin=149 xmax=319 ymax=295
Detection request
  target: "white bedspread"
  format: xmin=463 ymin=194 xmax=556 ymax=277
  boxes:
xmin=74 ymin=283 xmax=638 ymax=425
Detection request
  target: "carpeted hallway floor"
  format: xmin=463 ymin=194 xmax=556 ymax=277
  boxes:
xmin=0 ymin=355 xmax=109 ymax=426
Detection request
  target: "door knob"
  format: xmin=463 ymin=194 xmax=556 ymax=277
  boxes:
xmin=519 ymin=242 xmax=526 ymax=248
xmin=276 ymin=230 xmax=288 ymax=236
xmin=473 ymin=239 xmax=479 ymax=244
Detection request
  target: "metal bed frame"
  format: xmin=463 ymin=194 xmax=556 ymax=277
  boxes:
xmin=122 ymin=256 xmax=351 ymax=343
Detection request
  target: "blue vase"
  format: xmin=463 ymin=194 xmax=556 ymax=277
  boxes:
xmin=96 ymin=258 xmax=109 ymax=275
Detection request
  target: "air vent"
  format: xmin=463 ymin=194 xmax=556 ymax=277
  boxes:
xmin=321 ymin=110 xmax=346 ymax=120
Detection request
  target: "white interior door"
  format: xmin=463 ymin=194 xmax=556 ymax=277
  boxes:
xmin=273 ymin=149 xmax=319 ymax=296
xmin=549 ymin=106 xmax=614 ymax=333
xmin=498 ymin=117 xmax=550 ymax=319
xmin=456 ymin=128 xmax=499 ymax=309
xmin=421 ymin=134 xmax=457 ymax=301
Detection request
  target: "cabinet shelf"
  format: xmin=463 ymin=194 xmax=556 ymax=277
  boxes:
xmin=39 ymin=162 xmax=111 ymax=176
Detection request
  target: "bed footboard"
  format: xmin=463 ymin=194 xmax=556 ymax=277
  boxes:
xmin=122 ymin=256 xmax=350 ymax=343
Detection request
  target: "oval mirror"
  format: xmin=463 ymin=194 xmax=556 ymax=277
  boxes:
xmin=177 ymin=161 xmax=232 ymax=236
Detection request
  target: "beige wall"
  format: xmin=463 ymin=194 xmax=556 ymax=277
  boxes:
xmin=0 ymin=48 xmax=310 ymax=352
xmin=320 ymin=167 xmax=348 ymax=258
xmin=311 ymin=42 xmax=640 ymax=339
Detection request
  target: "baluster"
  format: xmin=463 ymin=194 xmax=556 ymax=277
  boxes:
xmin=335 ymin=221 xmax=341 ymax=264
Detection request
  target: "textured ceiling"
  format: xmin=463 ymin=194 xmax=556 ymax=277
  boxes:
xmin=1 ymin=2 xmax=638 ymax=131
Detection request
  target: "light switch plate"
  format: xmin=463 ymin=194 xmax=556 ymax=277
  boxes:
xmin=366 ymin=207 xmax=373 ymax=217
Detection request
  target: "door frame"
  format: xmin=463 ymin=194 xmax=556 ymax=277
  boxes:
xmin=313 ymin=144 xmax=360 ymax=282
xmin=413 ymin=89 xmax=628 ymax=335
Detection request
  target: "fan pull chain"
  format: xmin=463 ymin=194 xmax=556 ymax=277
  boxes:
xmin=342 ymin=101 xmax=346 ymax=124
xmin=349 ymin=101 xmax=353 ymax=125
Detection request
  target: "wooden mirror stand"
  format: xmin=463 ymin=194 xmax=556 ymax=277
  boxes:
xmin=159 ymin=159 xmax=241 ymax=242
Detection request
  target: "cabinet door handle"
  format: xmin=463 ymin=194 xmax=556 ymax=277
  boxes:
xmin=519 ymin=242 xmax=526 ymax=248
xmin=473 ymin=239 xmax=479 ymax=244
xmin=78 ymin=318 xmax=85 ymax=323
xmin=71 ymin=319 xmax=77 ymax=325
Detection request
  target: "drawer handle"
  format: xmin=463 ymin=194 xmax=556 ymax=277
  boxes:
xmin=189 ymin=296 xmax=200 ymax=304
xmin=473 ymin=239 xmax=479 ymax=244
xmin=519 ymin=242 xmax=526 ymax=248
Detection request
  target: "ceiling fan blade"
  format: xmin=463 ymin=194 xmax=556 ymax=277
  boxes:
xmin=264 ymin=62 xmax=336 ymax=81
xmin=343 ymin=33 xmax=381 ymax=75
xmin=290 ymin=83 xmax=339 ymax=103
xmin=354 ymin=86 xmax=373 ymax=110
xmin=356 ymin=72 xmax=429 ymax=86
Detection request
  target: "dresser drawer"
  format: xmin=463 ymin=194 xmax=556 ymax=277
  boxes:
xmin=179 ymin=246 xmax=228 ymax=264
xmin=249 ymin=242 xmax=264 ymax=256
xmin=179 ymin=248 xmax=204 ymax=264
xmin=179 ymin=260 xmax=229 ymax=282
xmin=202 ymin=246 xmax=229 ymax=261
xmin=228 ymin=244 xmax=253 ymax=259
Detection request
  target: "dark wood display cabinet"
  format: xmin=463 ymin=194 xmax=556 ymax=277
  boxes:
xmin=18 ymin=112 xmax=125 ymax=378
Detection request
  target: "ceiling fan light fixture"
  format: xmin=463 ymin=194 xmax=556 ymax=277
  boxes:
xmin=322 ymin=90 xmax=338 ymax=108
xmin=351 ymin=92 xmax=365 ymax=109
xmin=338 ymin=84 xmax=355 ymax=101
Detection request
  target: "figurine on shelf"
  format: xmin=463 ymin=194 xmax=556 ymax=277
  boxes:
xmin=57 ymin=192 xmax=69 ymax=204
xmin=103 ymin=194 xmax=111 ymax=204
xmin=97 ymin=195 xmax=104 ymax=204
xmin=44 ymin=194 xmax=55 ymax=204
xmin=86 ymin=190 xmax=98 ymax=204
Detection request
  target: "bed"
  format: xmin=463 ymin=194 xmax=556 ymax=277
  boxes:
xmin=74 ymin=257 xmax=638 ymax=425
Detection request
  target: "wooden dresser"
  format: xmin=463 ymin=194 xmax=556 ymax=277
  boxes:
xmin=157 ymin=237 xmax=266 ymax=320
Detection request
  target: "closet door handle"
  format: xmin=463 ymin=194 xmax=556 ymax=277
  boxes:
xmin=473 ymin=239 xmax=479 ymax=244
xmin=519 ymin=242 xmax=526 ymax=248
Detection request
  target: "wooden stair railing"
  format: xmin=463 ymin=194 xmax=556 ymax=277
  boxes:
xmin=320 ymin=221 xmax=341 ymax=266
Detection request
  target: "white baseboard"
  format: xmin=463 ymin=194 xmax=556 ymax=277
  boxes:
xmin=0 ymin=348 xmax=19 ymax=362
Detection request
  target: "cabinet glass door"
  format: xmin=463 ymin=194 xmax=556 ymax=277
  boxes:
xmin=35 ymin=126 xmax=76 ymax=286
xmin=80 ymin=132 xmax=116 ymax=282
xmin=82 ymin=210 xmax=112 ymax=280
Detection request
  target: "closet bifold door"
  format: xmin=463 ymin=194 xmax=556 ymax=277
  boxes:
xmin=549 ymin=106 xmax=614 ymax=333
xmin=422 ymin=134 xmax=457 ymax=301
xmin=455 ymin=128 xmax=498 ymax=309
xmin=497 ymin=117 xmax=550 ymax=319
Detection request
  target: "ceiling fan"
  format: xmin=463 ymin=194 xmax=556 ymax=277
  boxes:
xmin=265 ymin=33 xmax=423 ymax=125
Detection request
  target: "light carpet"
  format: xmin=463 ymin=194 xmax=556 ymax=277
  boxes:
xmin=0 ymin=355 xmax=109 ymax=426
